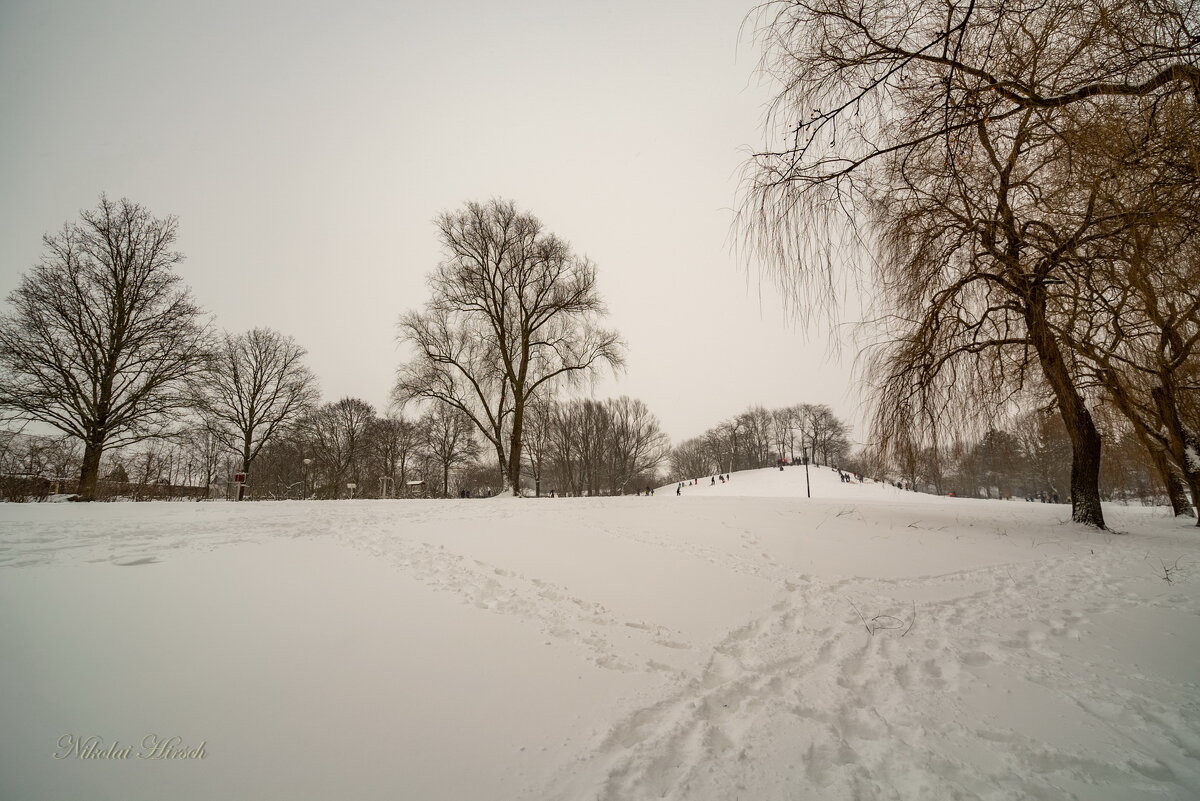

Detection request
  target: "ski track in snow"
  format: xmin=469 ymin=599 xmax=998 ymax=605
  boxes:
xmin=2 ymin=479 xmax=1199 ymax=800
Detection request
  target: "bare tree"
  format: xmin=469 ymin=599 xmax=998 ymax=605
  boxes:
xmin=738 ymin=406 xmax=775 ymax=468
xmin=522 ymin=396 xmax=555 ymax=497
xmin=1048 ymin=100 xmax=1200 ymax=521
xmin=602 ymin=397 xmax=670 ymax=493
xmin=708 ymin=417 xmax=745 ymax=474
xmin=668 ymin=402 xmax=852 ymax=480
xmin=0 ymin=196 xmax=207 ymax=500
xmin=547 ymin=398 xmax=609 ymax=496
xmin=370 ymin=414 xmax=421 ymax=498
xmin=669 ymin=437 xmax=718 ymax=482
xmin=770 ymin=407 xmax=795 ymax=463
xmin=178 ymin=423 xmax=223 ymax=494
xmin=304 ymin=398 xmax=375 ymax=499
xmin=396 ymin=199 xmax=624 ymax=495
xmin=37 ymin=434 xmax=82 ymax=485
xmin=743 ymin=0 xmax=1198 ymax=229
xmin=741 ymin=2 xmax=1200 ymax=526
xmin=421 ymin=404 xmax=481 ymax=497
xmin=0 ymin=425 xmax=28 ymax=476
xmin=531 ymin=396 xmax=669 ymax=495
xmin=857 ymin=104 xmax=1121 ymax=524
xmin=198 ymin=327 xmax=319 ymax=499
xmin=805 ymin=404 xmax=851 ymax=465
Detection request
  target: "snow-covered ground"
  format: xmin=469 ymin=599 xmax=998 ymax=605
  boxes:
xmin=2 ymin=466 xmax=1198 ymax=800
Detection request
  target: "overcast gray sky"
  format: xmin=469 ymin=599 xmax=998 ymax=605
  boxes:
xmin=0 ymin=0 xmax=862 ymax=444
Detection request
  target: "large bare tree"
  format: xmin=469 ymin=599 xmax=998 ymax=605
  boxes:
xmin=395 ymin=199 xmax=624 ymax=495
xmin=198 ymin=327 xmax=319 ymax=499
xmin=860 ymin=105 xmax=1117 ymax=526
xmin=0 ymin=196 xmax=207 ymax=500
xmin=742 ymin=0 xmax=1200 ymax=527
xmin=1054 ymin=105 xmax=1200 ymax=520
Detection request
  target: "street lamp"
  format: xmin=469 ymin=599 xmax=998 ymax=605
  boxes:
xmin=802 ymin=449 xmax=811 ymax=498
xmin=302 ymin=458 xmax=313 ymax=499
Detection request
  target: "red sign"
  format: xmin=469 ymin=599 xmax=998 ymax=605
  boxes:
xmin=233 ymin=473 xmax=246 ymax=483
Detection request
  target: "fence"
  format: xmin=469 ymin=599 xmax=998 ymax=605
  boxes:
xmin=0 ymin=474 xmax=211 ymax=502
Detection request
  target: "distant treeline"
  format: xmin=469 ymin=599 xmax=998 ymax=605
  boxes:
xmin=843 ymin=409 xmax=1174 ymax=506
xmin=669 ymin=404 xmax=851 ymax=480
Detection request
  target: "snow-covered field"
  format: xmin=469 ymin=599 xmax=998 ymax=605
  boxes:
xmin=2 ymin=466 xmax=1198 ymax=800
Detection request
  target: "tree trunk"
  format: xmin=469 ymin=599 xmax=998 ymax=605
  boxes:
xmin=1101 ymin=375 xmax=1195 ymax=519
xmin=1125 ymin=397 xmax=1194 ymax=518
xmin=238 ymin=442 xmax=252 ymax=501
xmin=1150 ymin=385 xmax=1200 ymax=527
xmin=507 ymin=407 xmax=525 ymax=496
xmin=1063 ymin=414 xmax=1105 ymax=524
xmin=78 ymin=439 xmax=103 ymax=502
xmin=1150 ymin=447 xmax=1195 ymax=518
xmin=493 ymin=441 xmax=508 ymax=496
xmin=1026 ymin=300 xmax=1106 ymax=528
xmin=1186 ymin=475 xmax=1200 ymax=528
xmin=506 ymin=442 xmax=522 ymax=496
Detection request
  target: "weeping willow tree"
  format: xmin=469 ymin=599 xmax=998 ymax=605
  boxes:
xmin=741 ymin=0 xmax=1200 ymax=527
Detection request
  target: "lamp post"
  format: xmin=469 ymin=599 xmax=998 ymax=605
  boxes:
xmin=302 ymin=458 xmax=312 ymax=500
xmin=802 ymin=449 xmax=811 ymax=498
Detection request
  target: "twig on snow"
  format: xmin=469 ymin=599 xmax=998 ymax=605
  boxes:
xmin=848 ymin=600 xmax=871 ymax=635
xmin=849 ymin=600 xmax=917 ymax=637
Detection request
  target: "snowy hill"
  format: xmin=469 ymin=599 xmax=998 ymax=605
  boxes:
xmin=664 ymin=462 xmax=943 ymax=503
xmin=1 ymin=489 xmax=1198 ymax=800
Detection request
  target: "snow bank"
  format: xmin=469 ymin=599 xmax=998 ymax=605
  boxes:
xmin=1 ymin=468 xmax=1198 ymax=800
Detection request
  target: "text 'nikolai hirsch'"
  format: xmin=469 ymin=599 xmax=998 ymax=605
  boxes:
xmin=54 ymin=734 xmax=206 ymax=760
